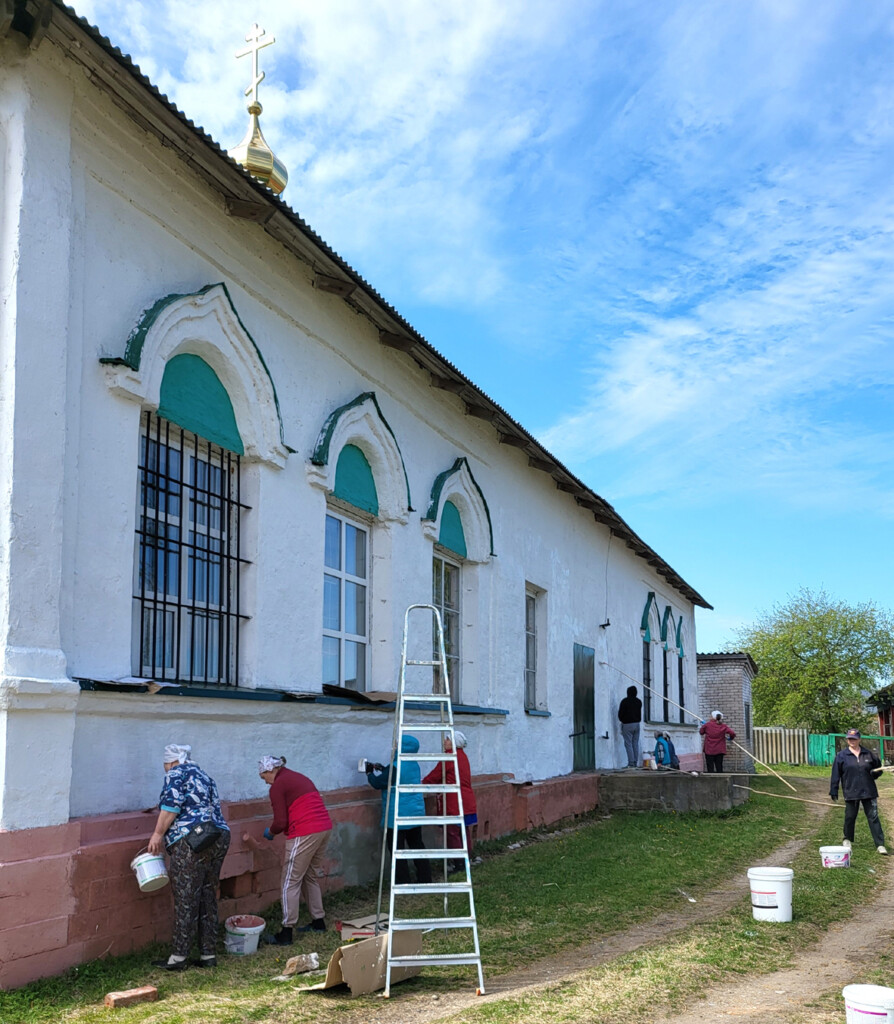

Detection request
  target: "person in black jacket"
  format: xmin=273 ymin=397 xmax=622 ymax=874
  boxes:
xmin=618 ymin=686 xmax=643 ymax=768
xmin=829 ymin=728 xmax=887 ymax=854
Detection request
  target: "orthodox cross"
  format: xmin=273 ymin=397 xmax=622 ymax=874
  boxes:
xmin=236 ymin=24 xmax=275 ymax=106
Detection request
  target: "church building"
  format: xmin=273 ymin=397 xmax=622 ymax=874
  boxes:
xmin=0 ymin=1 xmax=709 ymax=987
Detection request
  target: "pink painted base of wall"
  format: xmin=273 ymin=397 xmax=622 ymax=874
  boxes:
xmin=0 ymin=771 xmax=599 ymax=990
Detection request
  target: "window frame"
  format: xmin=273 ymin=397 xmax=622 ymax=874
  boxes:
xmin=133 ymin=411 xmax=247 ymax=686
xmin=432 ymin=547 xmax=462 ymax=703
xmin=322 ymin=505 xmax=371 ymax=692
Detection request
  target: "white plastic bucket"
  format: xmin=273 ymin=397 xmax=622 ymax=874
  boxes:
xmin=843 ymin=984 xmax=894 ymax=1023
xmin=224 ymin=914 xmax=266 ymax=956
xmin=820 ymin=845 xmax=850 ymax=868
xmin=130 ymin=850 xmax=169 ymax=892
xmin=746 ymin=866 xmax=793 ymax=922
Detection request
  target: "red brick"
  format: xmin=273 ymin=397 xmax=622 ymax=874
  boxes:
xmin=0 ymin=942 xmax=82 ymax=991
xmin=78 ymin=811 xmax=158 ymax=845
xmin=219 ymin=873 xmax=253 ymax=900
xmin=0 ymin=856 xmax=75 ymax=927
xmin=71 ymin=842 xmax=137 ymax=884
xmin=0 ymin=822 xmax=79 ymax=863
xmin=219 ymin=850 xmax=251 ymax=878
xmin=0 ymin=916 xmax=68 ymax=962
xmin=104 ymin=986 xmax=158 ymax=1008
xmin=252 ymin=867 xmax=281 ymax=893
xmin=68 ymin=907 xmax=112 ymax=944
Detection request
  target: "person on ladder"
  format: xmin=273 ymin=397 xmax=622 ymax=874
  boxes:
xmin=366 ymin=735 xmax=432 ymax=884
xmin=423 ymin=730 xmax=477 ymax=872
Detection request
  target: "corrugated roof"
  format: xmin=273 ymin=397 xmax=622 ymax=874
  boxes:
xmin=13 ymin=0 xmax=710 ymax=609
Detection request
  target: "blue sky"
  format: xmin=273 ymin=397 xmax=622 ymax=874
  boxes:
xmin=75 ymin=0 xmax=894 ymax=652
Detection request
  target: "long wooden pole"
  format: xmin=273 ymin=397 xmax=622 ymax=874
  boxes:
xmin=600 ymin=660 xmax=798 ymax=792
xmin=732 ymin=784 xmax=836 ymax=809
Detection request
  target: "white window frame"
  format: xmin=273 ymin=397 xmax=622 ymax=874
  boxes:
xmin=323 ymin=507 xmax=370 ymax=691
xmin=432 ymin=548 xmax=462 ymax=703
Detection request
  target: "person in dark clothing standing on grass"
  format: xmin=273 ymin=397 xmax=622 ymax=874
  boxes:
xmin=830 ymin=728 xmax=887 ymax=855
xmin=618 ymin=685 xmax=642 ymax=768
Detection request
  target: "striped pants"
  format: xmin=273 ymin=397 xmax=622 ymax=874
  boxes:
xmin=281 ymin=829 xmax=331 ymax=926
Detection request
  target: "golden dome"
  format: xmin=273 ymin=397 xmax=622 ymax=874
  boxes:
xmin=229 ymin=100 xmax=288 ymax=195
xmin=229 ymin=25 xmax=288 ymax=196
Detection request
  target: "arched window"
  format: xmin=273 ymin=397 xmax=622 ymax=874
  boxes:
xmin=135 ymin=355 xmax=246 ymax=685
xmin=104 ymin=284 xmax=285 ymax=687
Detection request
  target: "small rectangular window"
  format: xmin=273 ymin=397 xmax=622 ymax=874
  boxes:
xmin=323 ymin=511 xmax=369 ymax=690
xmin=524 ymin=586 xmax=547 ymax=711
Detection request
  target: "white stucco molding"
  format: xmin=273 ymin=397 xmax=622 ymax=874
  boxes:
xmin=306 ymin=392 xmax=412 ymax=524
xmin=100 ymin=283 xmax=290 ymax=468
xmin=422 ymin=457 xmax=495 ymax=563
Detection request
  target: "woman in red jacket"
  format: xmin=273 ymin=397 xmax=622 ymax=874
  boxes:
xmin=259 ymin=755 xmax=332 ymax=945
xmin=423 ymin=730 xmax=477 ymax=871
xmin=699 ymin=712 xmax=736 ymax=773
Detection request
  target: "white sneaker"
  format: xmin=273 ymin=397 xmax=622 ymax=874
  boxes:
xmin=842 ymin=839 xmax=852 ymax=850
xmin=878 ymin=845 xmax=888 ymax=855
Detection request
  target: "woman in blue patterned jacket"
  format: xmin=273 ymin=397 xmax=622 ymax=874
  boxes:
xmin=148 ymin=744 xmax=230 ymax=971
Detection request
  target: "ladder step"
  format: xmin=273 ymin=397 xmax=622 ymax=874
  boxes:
xmin=399 ymin=724 xmax=455 ymax=733
xmin=393 ymin=882 xmax=472 ymax=894
xmin=396 ymin=783 xmax=460 ymax=793
xmin=402 ymin=753 xmax=458 ymax=761
xmin=389 ymin=953 xmax=482 ymax=966
xmin=404 ymin=660 xmax=440 ymax=667
xmin=390 ymin=916 xmax=476 ymax=929
xmin=393 ymin=848 xmax=465 ymax=859
xmin=395 ymin=815 xmax=464 ymax=826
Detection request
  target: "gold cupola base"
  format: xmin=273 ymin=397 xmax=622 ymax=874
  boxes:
xmin=228 ymin=101 xmax=288 ymax=195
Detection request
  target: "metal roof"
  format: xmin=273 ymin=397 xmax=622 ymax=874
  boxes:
xmin=9 ymin=0 xmax=711 ymax=609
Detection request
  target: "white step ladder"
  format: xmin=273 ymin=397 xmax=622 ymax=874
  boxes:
xmin=375 ymin=603 xmax=485 ymax=997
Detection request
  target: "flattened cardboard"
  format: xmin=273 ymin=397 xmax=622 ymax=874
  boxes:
xmin=305 ymin=930 xmax=422 ymax=995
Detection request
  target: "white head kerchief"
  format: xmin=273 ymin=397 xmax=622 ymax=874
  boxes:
xmin=258 ymin=755 xmax=285 ymax=774
xmin=164 ymin=744 xmax=191 ymax=765
xmin=712 ymin=711 xmax=723 ymax=720
xmin=453 ymin=730 xmax=467 ymax=749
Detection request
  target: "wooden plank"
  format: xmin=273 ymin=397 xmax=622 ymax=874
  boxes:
xmin=498 ymin=433 xmax=529 ymax=448
xmin=379 ymin=331 xmax=415 ymax=352
xmin=465 ymin=404 xmax=495 ymax=421
xmin=430 ymin=374 xmax=465 ymax=395
xmin=528 ymin=456 xmax=555 ymax=473
xmin=315 ymin=273 xmax=356 ymax=298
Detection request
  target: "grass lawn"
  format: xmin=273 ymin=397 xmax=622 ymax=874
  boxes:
xmin=0 ymin=776 xmax=882 ymax=1024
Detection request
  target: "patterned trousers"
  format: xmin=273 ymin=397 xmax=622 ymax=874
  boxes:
xmin=169 ymin=829 xmax=231 ymax=957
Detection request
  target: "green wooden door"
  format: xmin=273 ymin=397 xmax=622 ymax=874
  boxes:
xmin=572 ymin=643 xmax=595 ymax=771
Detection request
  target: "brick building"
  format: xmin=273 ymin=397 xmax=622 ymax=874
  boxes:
xmin=696 ymin=653 xmax=757 ymax=773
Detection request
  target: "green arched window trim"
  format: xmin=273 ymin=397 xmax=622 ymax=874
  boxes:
xmin=311 ymin=392 xmax=411 ymax=511
xmin=99 ymin=282 xmax=287 ymax=450
xmin=438 ymin=500 xmax=467 ymax=558
xmin=158 ymin=353 xmax=243 ymax=454
xmin=333 ymin=444 xmax=379 ymax=516
xmin=425 ymin=457 xmax=495 ymax=557
xmin=640 ymin=592 xmax=656 ymax=642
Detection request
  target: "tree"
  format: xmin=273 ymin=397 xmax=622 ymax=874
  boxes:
xmin=731 ymin=589 xmax=894 ymax=734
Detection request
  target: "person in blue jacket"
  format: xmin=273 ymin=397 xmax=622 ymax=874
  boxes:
xmin=366 ymin=735 xmax=432 ymax=883
xmin=653 ymin=731 xmax=671 ymax=767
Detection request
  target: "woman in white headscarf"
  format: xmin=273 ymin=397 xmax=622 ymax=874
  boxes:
xmin=148 ymin=744 xmax=230 ymax=971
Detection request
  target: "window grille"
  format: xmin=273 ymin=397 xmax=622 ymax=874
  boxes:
xmin=134 ymin=411 xmax=248 ymax=686
xmin=642 ymin=639 xmax=652 ymax=720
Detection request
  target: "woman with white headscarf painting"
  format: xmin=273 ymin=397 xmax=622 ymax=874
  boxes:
xmin=258 ymin=755 xmax=333 ymax=945
xmin=148 ymin=744 xmax=230 ymax=971
xmin=423 ymin=730 xmax=478 ymax=872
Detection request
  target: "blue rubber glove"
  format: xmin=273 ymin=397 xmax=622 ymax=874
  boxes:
xmin=263 ymin=827 xmax=274 ymax=840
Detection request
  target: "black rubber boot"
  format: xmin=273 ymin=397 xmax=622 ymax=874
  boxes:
xmin=273 ymin=926 xmax=293 ymax=945
xmin=297 ymin=918 xmax=326 ymax=932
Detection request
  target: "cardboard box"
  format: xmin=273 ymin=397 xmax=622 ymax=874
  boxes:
xmin=337 ymin=913 xmax=384 ymax=943
xmin=305 ymin=930 xmax=422 ymax=996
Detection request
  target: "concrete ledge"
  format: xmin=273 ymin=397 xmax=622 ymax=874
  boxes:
xmin=598 ymin=771 xmax=752 ymax=813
